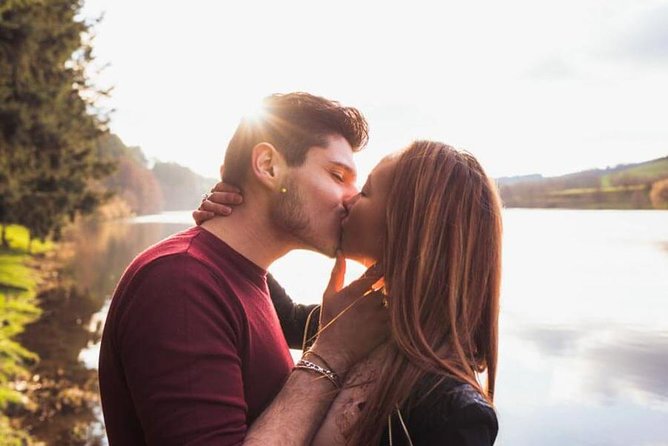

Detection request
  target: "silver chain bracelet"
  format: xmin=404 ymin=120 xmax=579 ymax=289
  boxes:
xmin=294 ymin=359 xmax=342 ymax=389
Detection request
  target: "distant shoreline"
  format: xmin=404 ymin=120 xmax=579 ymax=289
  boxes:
xmin=497 ymin=156 xmax=668 ymax=211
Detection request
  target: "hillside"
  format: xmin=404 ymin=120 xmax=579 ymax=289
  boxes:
xmin=96 ymin=134 xmax=217 ymax=216
xmin=153 ymin=161 xmax=217 ymax=211
xmin=96 ymin=135 xmax=668 ymax=213
xmin=498 ymin=156 xmax=668 ymax=209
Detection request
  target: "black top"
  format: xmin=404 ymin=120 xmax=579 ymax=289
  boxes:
xmin=381 ymin=374 xmax=498 ymax=445
xmin=267 ymin=273 xmax=320 ymax=349
xmin=267 ymin=274 xmax=498 ymax=445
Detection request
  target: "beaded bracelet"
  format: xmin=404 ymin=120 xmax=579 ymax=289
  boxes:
xmin=294 ymin=359 xmax=342 ymax=389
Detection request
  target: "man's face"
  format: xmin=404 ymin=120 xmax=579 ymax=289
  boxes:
xmin=270 ymin=135 xmax=357 ymax=257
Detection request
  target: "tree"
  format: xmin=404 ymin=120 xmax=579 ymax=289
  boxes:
xmin=650 ymin=178 xmax=668 ymax=210
xmin=105 ymin=156 xmax=164 ymax=215
xmin=0 ymin=0 xmax=114 ymax=245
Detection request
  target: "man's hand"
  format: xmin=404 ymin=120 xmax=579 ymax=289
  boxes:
xmin=309 ymin=251 xmax=389 ymax=375
xmin=192 ymin=182 xmax=243 ymax=225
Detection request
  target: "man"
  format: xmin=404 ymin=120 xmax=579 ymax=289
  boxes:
xmin=99 ymin=92 xmax=387 ymax=445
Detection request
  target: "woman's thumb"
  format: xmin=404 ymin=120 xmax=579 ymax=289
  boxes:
xmin=325 ymin=250 xmax=346 ymax=295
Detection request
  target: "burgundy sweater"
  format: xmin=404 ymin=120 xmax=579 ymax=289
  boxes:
xmin=99 ymin=226 xmax=294 ymax=445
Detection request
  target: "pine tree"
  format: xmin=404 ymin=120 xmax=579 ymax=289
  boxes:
xmin=0 ymin=0 xmax=114 ymax=246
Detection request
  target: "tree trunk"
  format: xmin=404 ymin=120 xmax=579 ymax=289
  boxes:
xmin=1 ymin=224 xmax=8 ymax=249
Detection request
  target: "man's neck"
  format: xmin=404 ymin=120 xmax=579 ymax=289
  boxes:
xmin=200 ymin=204 xmax=292 ymax=270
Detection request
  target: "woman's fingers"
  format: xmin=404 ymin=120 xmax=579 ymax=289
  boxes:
xmin=192 ymin=184 xmax=242 ymax=225
xmin=211 ymin=181 xmax=241 ymax=194
xmin=315 ymin=262 xmax=389 ymax=370
xmin=209 ymin=191 xmax=243 ymax=205
xmin=200 ymin=200 xmax=232 ymax=215
xmin=323 ymin=262 xmax=384 ymax=318
xmin=192 ymin=210 xmax=215 ymax=226
xmin=325 ymin=250 xmax=346 ymax=295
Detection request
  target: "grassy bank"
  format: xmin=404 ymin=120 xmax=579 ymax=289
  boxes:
xmin=0 ymin=226 xmax=53 ymax=445
xmin=498 ymin=156 xmax=668 ymax=209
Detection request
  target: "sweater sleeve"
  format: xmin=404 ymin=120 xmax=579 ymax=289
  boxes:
xmin=116 ymin=255 xmax=248 ymax=446
xmin=267 ymin=273 xmax=320 ymax=350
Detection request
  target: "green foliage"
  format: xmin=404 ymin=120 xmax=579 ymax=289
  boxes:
xmin=0 ymin=0 xmax=115 ymax=438
xmin=0 ymin=414 xmax=32 ymax=446
xmin=1 ymin=225 xmax=53 ymax=255
xmin=500 ymin=156 xmax=668 ymax=209
xmin=0 ymin=225 xmax=45 ymax=443
xmin=0 ymin=385 xmax=24 ymax=409
xmin=0 ymin=331 xmax=39 ymax=384
xmin=0 ymin=255 xmax=33 ymax=292
xmin=0 ymin=225 xmax=49 ymax=292
xmin=602 ymin=158 xmax=668 ymax=187
xmin=0 ymin=0 xmax=115 ymax=243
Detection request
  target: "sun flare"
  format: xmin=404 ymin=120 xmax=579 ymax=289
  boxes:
xmin=241 ymin=101 xmax=268 ymax=125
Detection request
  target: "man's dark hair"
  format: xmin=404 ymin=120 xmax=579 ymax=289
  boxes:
xmin=222 ymin=92 xmax=369 ymax=187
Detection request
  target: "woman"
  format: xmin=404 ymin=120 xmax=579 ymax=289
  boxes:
xmin=198 ymin=141 xmax=502 ymax=445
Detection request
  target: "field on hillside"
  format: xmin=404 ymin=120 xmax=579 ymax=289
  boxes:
xmin=499 ymin=157 xmax=668 ymax=209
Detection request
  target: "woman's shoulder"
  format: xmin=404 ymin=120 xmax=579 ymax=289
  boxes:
xmin=400 ymin=374 xmax=498 ymax=445
xmin=415 ymin=374 xmax=493 ymax=411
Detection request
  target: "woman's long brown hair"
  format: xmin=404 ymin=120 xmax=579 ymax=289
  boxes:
xmin=346 ymin=141 xmax=503 ymax=445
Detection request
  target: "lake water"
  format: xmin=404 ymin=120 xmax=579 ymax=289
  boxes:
xmin=62 ymin=209 xmax=668 ymax=445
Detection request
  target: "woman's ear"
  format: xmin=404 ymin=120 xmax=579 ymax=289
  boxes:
xmin=250 ymin=142 xmax=284 ymax=190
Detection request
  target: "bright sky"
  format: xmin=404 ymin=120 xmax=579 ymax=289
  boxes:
xmin=82 ymin=0 xmax=668 ymax=181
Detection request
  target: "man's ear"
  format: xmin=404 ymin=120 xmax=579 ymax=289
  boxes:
xmin=250 ymin=142 xmax=284 ymax=190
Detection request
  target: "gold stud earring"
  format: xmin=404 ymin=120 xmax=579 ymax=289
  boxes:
xmin=280 ymin=187 xmax=287 ymax=193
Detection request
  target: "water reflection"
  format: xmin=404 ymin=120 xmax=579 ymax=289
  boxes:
xmin=17 ymin=219 xmax=190 ymax=445
xmin=16 ymin=210 xmax=668 ymax=445
xmin=492 ymin=210 xmax=668 ymax=445
xmin=588 ymin=331 xmax=668 ymax=404
xmin=63 ymin=220 xmax=190 ymax=302
xmin=497 ymin=327 xmax=668 ymax=446
xmin=17 ymin=286 xmax=104 ymax=444
xmin=515 ymin=325 xmax=668 ymax=403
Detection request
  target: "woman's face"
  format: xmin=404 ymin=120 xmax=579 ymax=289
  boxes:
xmin=340 ymin=156 xmax=398 ymax=265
